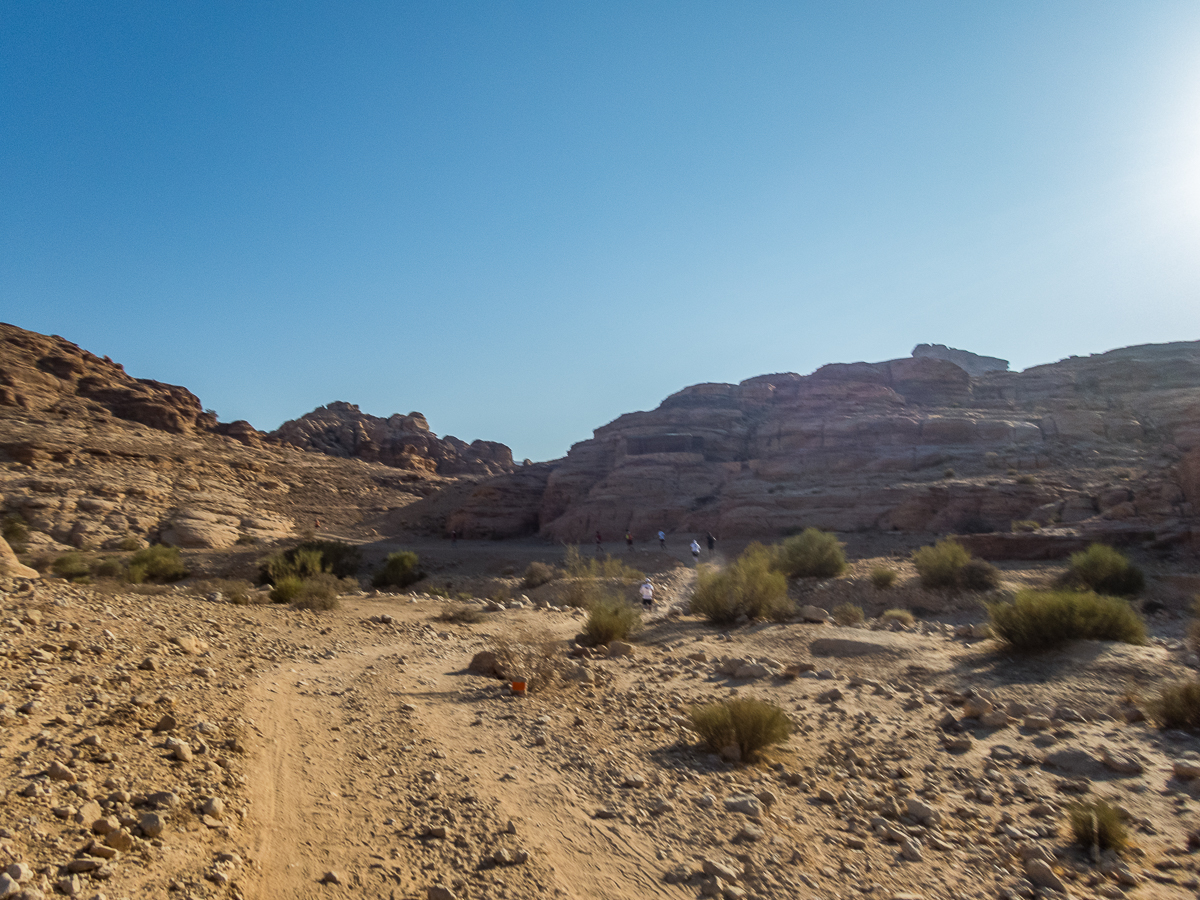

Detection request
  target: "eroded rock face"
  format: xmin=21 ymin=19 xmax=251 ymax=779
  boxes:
xmin=912 ymin=344 xmax=1009 ymax=377
xmin=0 ymin=323 xmax=213 ymax=433
xmin=462 ymin=341 xmax=1200 ymax=544
xmin=270 ymin=402 xmax=514 ymax=477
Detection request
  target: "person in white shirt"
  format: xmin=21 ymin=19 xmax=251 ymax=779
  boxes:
xmin=690 ymin=539 xmax=701 ymax=562
xmin=639 ymin=579 xmax=654 ymax=610
xmin=657 ymin=530 xmax=666 ymax=549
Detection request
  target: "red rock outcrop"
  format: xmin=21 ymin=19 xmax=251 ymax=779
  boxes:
xmin=472 ymin=341 xmax=1200 ymax=545
xmin=269 ymin=401 xmax=515 ymax=477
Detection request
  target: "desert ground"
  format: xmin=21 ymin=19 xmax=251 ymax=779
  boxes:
xmin=3 ymin=532 xmax=1200 ymax=900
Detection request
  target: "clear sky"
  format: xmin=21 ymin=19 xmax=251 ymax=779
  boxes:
xmin=3 ymin=2 xmax=1199 ymax=462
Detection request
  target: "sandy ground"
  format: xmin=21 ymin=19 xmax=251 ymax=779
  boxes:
xmin=4 ymin=538 xmax=1200 ymax=900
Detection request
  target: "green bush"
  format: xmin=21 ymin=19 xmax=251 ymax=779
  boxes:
xmin=2 ymin=515 xmax=28 ymax=546
xmin=1150 ymin=681 xmax=1200 ymax=730
xmin=373 ymin=551 xmax=423 ymax=589
xmin=987 ymin=590 xmax=1147 ymax=651
xmin=289 ymin=573 xmax=345 ymax=611
xmin=127 ymin=545 xmax=188 ymax=583
xmin=880 ymin=608 xmax=915 ymax=628
xmin=960 ymin=559 xmax=1000 ymax=592
xmin=774 ymin=528 xmax=846 ymax=579
xmin=259 ymin=540 xmax=361 ymax=585
xmin=563 ymin=546 xmax=643 ymax=581
xmin=689 ymin=544 xmax=792 ymax=625
xmin=912 ymin=538 xmax=971 ymax=589
xmin=1069 ymin=544 xmax=1144 ymax=597
xmin=1011 ymin=520 xmax=1041 ymax=533
xmin=1068 ymin=799 xmax=1128 ymax=852
xmin=869 ymin=566 xmax=898 ymax=589
xmin=52 ymin=552 xmax=91 ymax=580
xmin=94 ymin=557 xmax=124 ymax=578
xmin=270 ymin=575 xmax=304 ymax=603
xmin=522 ymin=561 xmax=559 ymax=588
xmin=832 ymin=603 xmax=865 ymax=626
xmin=117 ymin=535 xmax=143 ymax=551
xmin=688 ymin=698 xmax=792 ymax=763
xmin=582 ymin=596 xmax=642 ymax=645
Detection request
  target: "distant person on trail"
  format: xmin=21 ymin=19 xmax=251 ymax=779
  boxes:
xmin=706 ymin=531 xmax=716 ymax=554
xmin=690 ymin=539 xmax=701 ymax=563
xmin=640 ymin=579 xmax=654 ymax=610
xmin=450 ymin=529 xmax=458 ymax=546
xmin=658 ymin=530 xmax=666 ymax=549
xmin=626 ymin=531 xmax=633 ymax=551
xmin=595 ymin=531 xmax=603 ymax=554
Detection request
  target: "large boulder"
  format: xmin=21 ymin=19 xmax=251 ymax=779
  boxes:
xmin=0 ymin=535 xmax=37 ymax=579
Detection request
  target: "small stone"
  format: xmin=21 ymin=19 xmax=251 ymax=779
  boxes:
xmin=735 ymin=823 xmax=764 ymax=842
xmin=320 ymin=870 xmax=344 ymax=885
xmin=47 ymin=760 xmax=76 ymax=783
xmin=152 ymin=714 xmax=177 ymax=733
xmin=104 ymin=830 xmax=135 ymax=852
xmin=1025 ymin=859 xmax=1065 ymax=892
xmin=138 ymin=812 xmax=165 ymax=838
xmin=427 ymin=887 xmax=457 ymax=900
xmin=200 ymin=797 xmax=225 ymax=819
xmin=171 ymin=742 xmax=194 ymax=762
xmin=899 ymin=839 xmax=923 ymax=862
xmin=723 ymin=794 xmax=763 ymax=816
xmin=6 ymin=864 xmax=33 ymax=884
xmin=702 ymin=859 xmax=740 ymax=882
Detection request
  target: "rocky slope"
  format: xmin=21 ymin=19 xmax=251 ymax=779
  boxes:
xmin=0 ymin=324 xmax=492 ymax=550
xmin=449 ymin=343 xmax=1200 ymax=552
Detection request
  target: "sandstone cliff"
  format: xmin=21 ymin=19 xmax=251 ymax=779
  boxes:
xmin=270 ymin=401 xmax=514 ymax=477
xmin=450 ymin=342 xmax=1200 ymax=551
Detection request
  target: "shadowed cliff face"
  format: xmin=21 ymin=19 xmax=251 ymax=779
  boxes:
xmin=449 ymin=343 xmax=1200 ymax=550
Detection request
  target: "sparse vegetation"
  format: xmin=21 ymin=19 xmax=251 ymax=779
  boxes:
xmin=987 ymin=589 xmax=1147 ymax=651
xmin=51 ymin=552 xmax=91 ymax=581
xmin=880 ymin=608 xmax=915 ymax=628
xmin=127 ymin=544 xmax=188 ymax=583
xmin=2 ymin=515 xmax=28 ymax=546
xmin=687 ymin=697 xmax=792 ymax=763
xmin=260 ymin=540 xmax=362 ymax=585
xmin=1068 ymin=798 xmax=1129 ymax=853
xmin=93 ymin=557 xmax=124 ymax=578
xmin=270 ymin=575 xmax=304 ymax=603
xmin=832 ymin=603 xmax=865 ymax=626
xmin=117 ymin=535 xmax=143 ymax=551
xmin=1149 ymin=681 xmax=1200 ymax=731
xmin=373 ymin=551 xmax=423 ymax=589
xmin=1011 ymin=520 xmax=1041 ymax=533
xmin=774 ymin=528 xmax=846 ymax=579
xmin=582 ymin=596 xmax=641 ymax=645
xmin=188 ymin=578 xmax=259 ymax=605
xmin=436 ymin=605 xmax=485 ymax=625
xmin=490 ymin=628 xmax=570 ymax=694
xmin=562 ymin=546 xmax=643 ymax=581
xmin=1016 ymin=473 xmax=1038 ymax=485
xmin=689 ymin=544 xmax=792 ymax=625
xmin=912 ymin=538 xmax=983 ymax=590
xmin=522 ymin=561 xmax=558 ymax=588
xmin=869 ymin=566 xmax=898 ymax=589
xmin=1068 ymin=543 xmax=1144 ymax=597
xmin=959 ymin=558 xmax=1000 ymax=591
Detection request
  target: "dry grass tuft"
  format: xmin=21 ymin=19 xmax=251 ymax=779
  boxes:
xmin=688 ymin=697 xmax=792 ymax=763
xmin=1068 ymin=798 xmax=1129 ymax=853
xmin=490 ymin=628 xmax=570 ymax=694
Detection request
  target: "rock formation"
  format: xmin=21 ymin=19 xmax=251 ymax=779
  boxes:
xmin=270 ymin=401 xmax=514 ymax=477
xmin=912 ymin=343 xmax=1009 ymax=376
xmin=449 ymin=342 xmax=1200 ymax=552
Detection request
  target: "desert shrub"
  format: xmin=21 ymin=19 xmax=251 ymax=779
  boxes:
xmin=289 ymin=573 xmax=344 ymax=611
xmin=296 ymin=540 xmax=361 ymax=577
xmin=563 ymin=547 xmax=643 ymax=582
xmin=270 ymin=575 xmax=304 ymax=603
xmin=869 ymin=566 xmax=898 ymax=589
xmin=687 ymin=697 xmax=792 ymax=763
xmin=583 ymin=596 xmax=641 ymax=645
xmin=1068 ymin=798 xmax=1128 ymax=852
xmin=560 ymin=578 xmax=603 ymax=609
xmin=2 ymin=515 xmax=28 ymax=546
xmin=987 ymin=590 xmax=1147 ymax=651
xmin=832 ymin=603 xmax=865 ymax=626
xmin=912 ymin=539 xmax=971 ymax=589
xmin=1011 ymin=520 xmax=1041 ymax=533
xmin=491 ymin=628 xmax=570 ymax=694
xmin=259 ymin=541 xmax=361 ymax=585
xmin=960 ymin=559 xmax=1000 ymax=592
xmin=522 ymin=561 xmax=559 ymax=588
xmin=127 ymin=545 xmax=188 ymax=583
xmin=373 ymin=551 xmax=423 ymax=589
xmin=943 ymin=467 xmax=955 ymax=479
xmin=52 ymin=552 xmax=91 ymax=580
xmin=117 ymin=535 xmax=143 ymax=551
xmin=774 ymin=528 xmax=846 ymax=579
xmin=1016 ymin=474 xmax=1038 ymax=485
xmin=689 ymin=544 xmax=792 ymax=625
xmin=437 ymin=605 xmax=485 ymax=625
xmin=1069 ymin=544 xmax=1144 ymax=597
xmin=1150 ymin=681 xmax=1200 ymax=731
xmin=880 ymin=608 xmax=915 ymax=628
xmin=189 ymin=578 xmax=258 ymax=605
xmin=93 ymin=557 xmax=124 ymax=578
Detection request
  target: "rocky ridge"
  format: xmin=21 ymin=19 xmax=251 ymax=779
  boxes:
xmin=447 ymin=342 xmax=1200 ymax=550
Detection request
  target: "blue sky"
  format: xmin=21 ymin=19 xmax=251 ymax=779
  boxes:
xmin=3 ymin=2 xmax=1199 ymax=462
